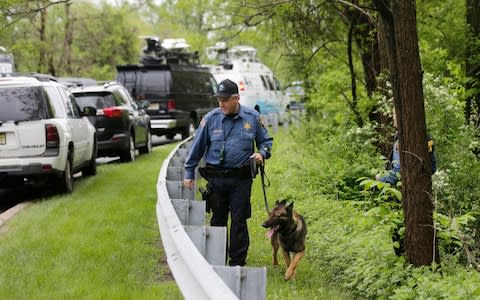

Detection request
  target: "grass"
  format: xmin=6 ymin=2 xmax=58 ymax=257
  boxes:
xmin=245 ymin=127 xmax=353 ymax=300
xmin=0 ymin=145 xmax=182 ymax=299
xmin=0 ymin=127 xmax=353 ymax=299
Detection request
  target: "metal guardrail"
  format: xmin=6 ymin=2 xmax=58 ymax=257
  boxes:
xmin=156 ymin=137 xmax=266 ymax=300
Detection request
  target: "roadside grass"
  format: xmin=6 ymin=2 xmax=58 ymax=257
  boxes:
xmin=246 ymin=127 xmax=353 ymax=300
xmin=0 ymin=145 xmax=182 ymax=299
xmin=0 ymin=127 xmax=353 ymax=300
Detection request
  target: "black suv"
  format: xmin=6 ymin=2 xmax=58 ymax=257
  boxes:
xmin=115 ymin=38 xmax=218 ymax=140
xmin=71 ymin=82 xmax=152 ymax=162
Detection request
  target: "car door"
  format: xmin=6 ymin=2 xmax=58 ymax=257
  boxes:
xmin=118 ymin=87 xmax=147 ymax=145
xmin=58 ymin=86 xmax=90 ymax=166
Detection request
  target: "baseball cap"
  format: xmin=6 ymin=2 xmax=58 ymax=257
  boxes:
xmin=213 ymin=79 xmax=239 ymax=98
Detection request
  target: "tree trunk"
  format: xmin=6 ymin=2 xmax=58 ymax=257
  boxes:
xmin=38 ymin=7 xmax=47 ymax=73
xmin=64 ymin=1 xmax=73 ymax=75
xmin=374 ymin=0 xmax=439 ymax=266
xmin=466 ymin=0 xmax=480 ymax=126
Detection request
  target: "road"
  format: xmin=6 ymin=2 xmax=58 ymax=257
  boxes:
xmin=0 ymin=134 xmax=182 ymax=214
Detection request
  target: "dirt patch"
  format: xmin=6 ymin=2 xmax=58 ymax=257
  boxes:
xmin=154 ymin=239 xmax=174 ymax=282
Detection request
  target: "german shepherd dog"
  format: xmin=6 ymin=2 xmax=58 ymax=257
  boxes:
xmin=262 ymin=199 xmax=307 ymax=280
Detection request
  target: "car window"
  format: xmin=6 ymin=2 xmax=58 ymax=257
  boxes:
xmin=117 ymin=88 xmax=137 ymax=109
xmin=43 ymin=86 xmax=65 ymax=118
xmin=0 ymin=86 xmax=47 ymax=122
xmin=68 ymin=93 xmax=82 ymax=117
xmin=172 ymin=71 xmax=191 ymax=93
xmin=273 ymin=77 xmax=282 ymax=91
xmin=260 ymin=75 xmax=268 ymax=90
xmin=74 ymin=93 xmax=116 ymax=110
xmin=209 ymin=74 xmax=217 ymax=94
xmin=265 ymin=76 xmax=275 ymax=91
xmin=138 ymin=71 xmax=172 ymax=97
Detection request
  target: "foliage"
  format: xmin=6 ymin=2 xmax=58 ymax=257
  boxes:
xmin=270 ymin=127 xmax=480 ymax=299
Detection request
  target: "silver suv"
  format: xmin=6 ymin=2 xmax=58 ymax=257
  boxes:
xmin=0 ymin=75 xmax=98 ymax=193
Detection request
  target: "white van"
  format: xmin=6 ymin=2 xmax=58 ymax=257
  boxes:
xmin=206 ymin=44 xmax=289 ymax=123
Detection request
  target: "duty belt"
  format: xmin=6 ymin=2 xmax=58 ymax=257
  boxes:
xmin=199 ymin=164 xmax=251 ymax=179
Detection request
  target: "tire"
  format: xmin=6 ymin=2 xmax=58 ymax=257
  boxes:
xmin=181 ymin=118 xmax=195 ymax=140
xmin=58 ymin=155 xmax=73 ymax=194
xmin=120 ymin=134 xmax=135 ymax=162
xmin=139 ymin=130 xmax=152 ymax=154
xmin=83 ymin=138 xmax=97 ymax=176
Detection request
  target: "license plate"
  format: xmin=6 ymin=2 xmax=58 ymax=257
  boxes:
xmin=149 ymin=103 xmax=159 ymax=110
xmin=0 ymin=133 xmax=5 ymax=145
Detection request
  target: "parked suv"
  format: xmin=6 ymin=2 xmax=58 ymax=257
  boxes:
xmin=0 ymin=75 xmax=97 ymax=193
xmin=115 ymin=37 xmax=218 ymax=140
xmin=71 ymin=82 xmax=152 ymax=162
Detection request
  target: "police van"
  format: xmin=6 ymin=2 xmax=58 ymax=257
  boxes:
xmin=205 ymin=43 xmax=289 ymax=124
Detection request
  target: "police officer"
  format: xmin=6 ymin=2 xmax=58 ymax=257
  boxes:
xmin=184 ymin=79 xmax=273 ymax=266
xmin=376 ymin=111 xmax=437 ymax=185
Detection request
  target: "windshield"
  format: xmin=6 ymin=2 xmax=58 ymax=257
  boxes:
xmin=0 ymin=86 xmax=47 ymax=122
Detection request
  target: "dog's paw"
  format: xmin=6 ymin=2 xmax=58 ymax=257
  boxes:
xmin=284 ymin=269 xmax=294 ymax=280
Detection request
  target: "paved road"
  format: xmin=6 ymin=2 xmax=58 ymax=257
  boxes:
xmin=0 ymin=134 xmax=183 ymax=214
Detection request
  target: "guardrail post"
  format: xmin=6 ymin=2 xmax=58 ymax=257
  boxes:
xmin=171 ymin=199 xmax=205 ymax=226
xmin=166 ymin=180 xmax=195 ymax=200
xmin=157 ymin=137 xmax=267 ymax=300
xmin=185 ymin=225 xmax=227 ymax=266
xmin=213 ymin=266 xmax=267 ymax=300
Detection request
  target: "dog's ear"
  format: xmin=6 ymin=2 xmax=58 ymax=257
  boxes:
xmin=280 ymin=199 xmax=287 ymax=205
xmin=287 ymin=202 xmax=294 ymax=209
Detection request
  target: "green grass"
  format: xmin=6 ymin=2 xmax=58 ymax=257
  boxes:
xmin=246 ymin=128 xmax=353 ymax=300
xmin=0 ymin=145 xmax=182 ymax=299
xmin=0 ymin=129 xmax=352 ymax=299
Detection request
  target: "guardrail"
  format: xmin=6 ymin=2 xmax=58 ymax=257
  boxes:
xmin=156 ymin=138 xmax=267 ymax=300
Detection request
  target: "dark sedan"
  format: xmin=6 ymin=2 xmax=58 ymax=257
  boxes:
xmin=72 ymin=82 xmax=152 ymax=162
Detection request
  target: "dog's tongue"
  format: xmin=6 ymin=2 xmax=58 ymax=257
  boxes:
xmin=266 ymin=227 xmax=275 ymax=238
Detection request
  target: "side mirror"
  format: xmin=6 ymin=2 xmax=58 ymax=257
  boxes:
xmin=82 ymin=106 xmax=97 ymax=116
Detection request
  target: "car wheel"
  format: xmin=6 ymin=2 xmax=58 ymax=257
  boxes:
xmin=181 ymin=118 xmax=195 ymax=140
xmin=120 ymin=135 xmax=135 ymax=162
xmin=139 ymin=130 xmax=152 ymax=154
xmin=58 ymin=155 xmax=73 ymax=194
xmin=83 ymin=138 xmax=97 ymax=176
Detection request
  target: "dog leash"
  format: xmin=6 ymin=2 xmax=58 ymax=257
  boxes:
xmin=259 ymin=163 xmax=270 ymax=214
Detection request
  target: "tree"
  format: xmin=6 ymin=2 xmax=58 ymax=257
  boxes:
xmin=466 ymin=0 xmax=480 ymax=126
xmin=373 ymin=0 xmax=439 ymax=266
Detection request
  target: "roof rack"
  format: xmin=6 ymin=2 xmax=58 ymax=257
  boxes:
xmin=140 ymin=36 xmax=200 ymax=65
xmin=0 ymin=72 xmax=58 ymax=82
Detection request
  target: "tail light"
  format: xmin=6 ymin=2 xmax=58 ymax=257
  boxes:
xmin=238 ymin=81 xmax=246 ymax=91
xmin=45 ymin=124 xmax=59 ymax=148
xmin=100 ymin=107 xmax=124 ymax=118
xmin=167 ymin=99 xmax=176 ymax=111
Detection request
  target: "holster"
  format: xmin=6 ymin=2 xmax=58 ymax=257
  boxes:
xmin=199 ymin=182 xmax=214 ymax=213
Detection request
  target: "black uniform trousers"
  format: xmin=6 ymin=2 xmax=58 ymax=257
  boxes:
xmin=208 ymin=176 xmax=252 ymax=266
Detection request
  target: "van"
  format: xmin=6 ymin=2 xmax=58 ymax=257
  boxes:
xmin=115 ymin=38 xmax=218 ymax=139
xmin=206 ymin=44 xmax=289 ymax=123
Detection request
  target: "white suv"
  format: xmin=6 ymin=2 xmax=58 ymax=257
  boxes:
xmin=0 ymin=75 xmax=98 ymax=193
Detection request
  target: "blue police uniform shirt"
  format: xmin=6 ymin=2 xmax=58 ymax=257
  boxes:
xmin=184 ymin=105 xmax=273 ymax=180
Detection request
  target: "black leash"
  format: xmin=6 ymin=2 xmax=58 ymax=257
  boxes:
xmin=259 ymin=164 xmax=270 ymax=214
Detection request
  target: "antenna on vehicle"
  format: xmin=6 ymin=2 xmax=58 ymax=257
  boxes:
xmin=139 ymin=36 xmax=199 ymax=65
xmin=206 ymin=42 xmax=259 ymax=64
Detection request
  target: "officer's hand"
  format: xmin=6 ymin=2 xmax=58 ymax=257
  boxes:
xmin=251 ymin=152 xmax=264 ymax=165
xmin=184 ymin=179 xmax=195 ymax=190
